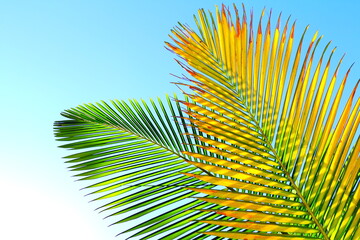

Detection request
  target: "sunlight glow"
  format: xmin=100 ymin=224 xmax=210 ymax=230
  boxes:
xmin=0 ymin=179 xmax=101 ymax=240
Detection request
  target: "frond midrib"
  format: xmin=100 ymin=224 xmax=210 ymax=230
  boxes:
xmin=240 ymin=96 xmax=330 ymax=239
xmin=185 ymin=27 xmax=331 ymax=235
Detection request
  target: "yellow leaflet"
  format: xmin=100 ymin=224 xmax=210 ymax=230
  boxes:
xmin=298 ymin=51 xmax=333 ymax=188
xmin=187 ymin=61 xmax=227 ymax=83
xmin=235 ymin=8 xmax=243 ymax=91
xmin=196 ymin=9 xmax=215 ymax=56
xmin=269 ymin=15 xmax=289 ymax=131
xmin=286 ymin=36 xmax=320 ymax=169
xmin=169 ymin=29 xmax=189 ymax=44
xmin=275 ymin=26 xmax=308 ymax=153
xmin=187 ymin=27 xmax=205 ymax=44
xmin=297 ymin=40 xmax=325 ymax=129
xmin=168 ymin=43 xmax=216 ymax=75
xmin=216 ymin=6 xmax=227 ymax=70
xmin=315 ymin=97 xmax=359 ymax=214
xmin=196 ymin=127 xmax=275 ymax=158
xmin=183 ymin=173 xmax=297 ymax=198
xmin=324 ymin=140 xmax=360 ymax=231
xmin=196 ymin=197 xmax=307 ymax=215
xmin=213 ymin=25 xmax=222 ymax=62
xmin=233 ymin=25 xmax=241 ymax=88
xmin=183 ymin=97 xmax=259 ymax=132
xmin=197 ymin=145 xmax=282 ymax=172
xmin=185 ymin=106 xmax=262 ymax=138
xmin=188 ymin=117 xmax=270 ymax=152
xmin=293 ymin=45 xmax=332 ymax=181
xmin=310 ymin=65 xmax=348 ymax=163
xmin=303 ymin=48 xmax=333 ymax=142
xmin=273 ymin=23 xmax=295 ymax=150
xmin=257 ymin=17 xmax=271 ymax=121
xmin=202 ymin=209 xmax=313 ymax=224
xmin=170 ymin=29 xmax=205 ymax=56
xmin=188 ymin=71 xmax=241 ymax=98
xmin=263 ymin=19 xmax=280 ymax=135
xmin=240 ymin=7 xmax=248 ymax=95
xmin=222 ymin=8 xmax=232 ymax=75
xmin=253 ymin=14 xmax=263 ymax=115
xmin=330 ymin=194 xmax=358 ymax=239
xmin=268 ymin=19 xmax=290 ymax=138
xmin=188 ymin=94 xmax=255 ymax=125
xmin=229 ymin=24 xmax=237 ymax=81
xmin=309 ymin=58 xmax=342 ymax=147
xmin=185 ymin=76 xmax=245 ymax=109
xmin=246 ymin=31 xmax=253 ymax=106
xmin=187 ymin=188 xmax=302 ymax=207
xmin=342 ymin=197 xmax=360 ymax=240
xmin=202 ymin=232 xmax=320 ymax=240
xmin=183 ymin=152 xmax=287 ymax=181
xmin=308 ymin=79 xmax=357 ymax=202
xmin=178 ymin=54 xmax=230 ymax=85
xmin=188 ymin=160 xmax=291 ymax=189
xmin=188 ymin=68 xmax=236 ymax=92
xmin=302 ymin=60 xmax=345 ymax=196
xmin=200 ymin=220 xmax=318 ymax=234
xmin=174 ymin=38 xmax=220 ymax=72
xmin=279 ymin=31 xmax=318 ymax=169
xmin=194 ymin=10 xmax=207 ymax=40
xmin=335 ymin=164 xmax=360 ymax=238
xmin=197 ymin=136 xmax=278 ymax=166
xmin=327 ymin=165 xmax=360 ymax=237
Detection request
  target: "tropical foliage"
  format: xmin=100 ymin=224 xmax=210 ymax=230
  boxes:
xmin=54 ymin=4 xmax=359 ymax=240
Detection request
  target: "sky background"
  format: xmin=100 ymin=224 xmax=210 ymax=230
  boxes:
xmin=0 ymin=0 xmax=359 ymax=239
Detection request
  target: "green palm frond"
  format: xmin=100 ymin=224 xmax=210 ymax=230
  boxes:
xmin=54 ymin=95 xmax=236 ymax=239
xmin=166 ymin=4 xmax=359 ymax=240
xmin=55 ymin=3 xmax=359 ymax=240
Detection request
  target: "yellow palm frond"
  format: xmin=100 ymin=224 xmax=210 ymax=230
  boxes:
xmin=167 ymin=4 xmax=359 ymax=240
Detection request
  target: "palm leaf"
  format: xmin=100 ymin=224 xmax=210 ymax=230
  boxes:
xmin=166 ymin=4 xmax=359 ymax=240
xmin=55 ymin=3 xmax=359 ymax=240
xmin=54 ymin=95 xmax=239 ymax=239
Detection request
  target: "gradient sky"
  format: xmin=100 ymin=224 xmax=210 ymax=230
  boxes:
xmin=0 ymin=1 xmax=359 ymax=239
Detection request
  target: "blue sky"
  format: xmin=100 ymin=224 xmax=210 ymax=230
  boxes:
xmin=0 ymin=1 xmax=359 ymax=239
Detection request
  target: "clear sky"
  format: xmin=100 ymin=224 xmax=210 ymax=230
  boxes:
xmin=0 ymin=1 xmax=359 ymax=239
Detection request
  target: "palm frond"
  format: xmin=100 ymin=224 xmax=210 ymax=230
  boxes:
xmin=54 ymin=95 xmax=236 ymax=239
xmin=167 ymin=4 xmax=359 ymax=240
